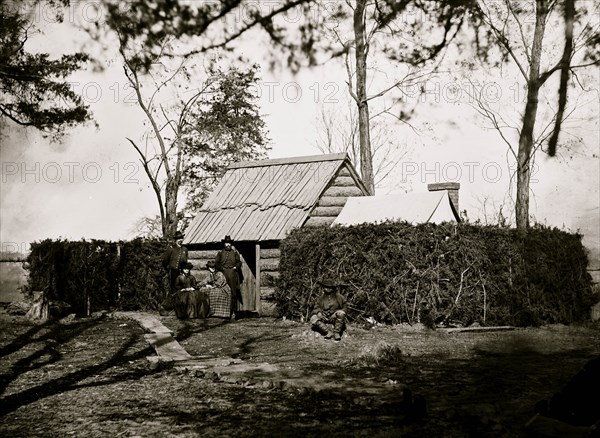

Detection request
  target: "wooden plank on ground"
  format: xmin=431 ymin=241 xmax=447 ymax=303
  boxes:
xmin=132 ymin=313 xmax=174 ymax=334
xmin=442 ymin=326 xmax=515 ymax=334
xmin=144 ymin=333 xmax=193 ymax=361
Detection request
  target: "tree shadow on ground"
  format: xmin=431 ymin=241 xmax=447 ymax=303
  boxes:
xmin=172 ymin=318 xmax=229 ymax=344
xmin=357 ymin=344 xmax=599 ymax=437
xmin=0 ymin=316 xmax=157 ymax=416
xmin=0 ymin=319 xmax=56 ymax=359
xmin=0 ymin=317 xmax=106 ymax=395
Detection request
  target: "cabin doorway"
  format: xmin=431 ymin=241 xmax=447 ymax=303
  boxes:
xmin=235 ymin=243 xmax=257 ymax=314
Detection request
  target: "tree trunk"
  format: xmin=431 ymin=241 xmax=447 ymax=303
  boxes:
xmin=548 ymin=0 xmax=575 ymax=157
xmin=164 ymin=176 xmax=179 ymax=239
xmin=515 ymin=0 xmax=548 ymax=232
xmin=516 ymin=80 xmax=542 ymax=231
xmin=26 ymin=291 xmax=49 ymax=321
xmin=353 ymin=0 xmax=375 ymax=195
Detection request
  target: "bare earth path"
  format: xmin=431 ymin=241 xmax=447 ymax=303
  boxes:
xmin=1 ymin=310 xmax=598 ymax=437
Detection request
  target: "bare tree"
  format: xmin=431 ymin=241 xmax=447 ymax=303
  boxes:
xmin=324 ymin=0 xmax=470 ymax=194
xmin=128 ymin=215 xmax=163 ymax=239
xmin=100 ymin=0 xmax=477 ymax=195
xmin=118 ymin=35 xmax=214 ymax=239
xmin=473 ymin=0 xmax=599 ymax=231
xmin=315 ymin=98 xmax=410 ymax=187
xmin=117 ymin=35 xmax=268 ymax=239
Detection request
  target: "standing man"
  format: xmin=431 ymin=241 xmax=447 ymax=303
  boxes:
xmin=215 ymin=235 xmax=243 ymax=318
xmin=162 ymin=230 xmax=188 ymax=295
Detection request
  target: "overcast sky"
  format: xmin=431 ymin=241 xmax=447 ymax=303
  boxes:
xmin=1 ymin=1 xmax=598 ymax=267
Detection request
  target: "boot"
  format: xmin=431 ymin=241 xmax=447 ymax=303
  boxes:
xmin=324 ymin=331 xmax=334 ymax=339
xmin=333 ymin=319 xmax=344 ymax=341
xmin=312 ymin=320 xmax=329 ymax=336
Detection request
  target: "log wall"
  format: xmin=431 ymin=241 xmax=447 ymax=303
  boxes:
xmin=259 ymin=247 xmax=280 ymax=316
xmin=304 ymin=164 xmax=366 ymax=227
xmin=187 ymin=249 xmax=217 ymax=283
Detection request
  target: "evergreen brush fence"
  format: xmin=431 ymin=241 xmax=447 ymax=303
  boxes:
xmin=27 ymin=239 xmax=170 ymax=315
xmin=274 ymin=223 xmax=596 ymax=327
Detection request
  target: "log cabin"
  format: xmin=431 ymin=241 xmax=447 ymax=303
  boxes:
xmin=183 ymin=153 xmax=368 ymax=315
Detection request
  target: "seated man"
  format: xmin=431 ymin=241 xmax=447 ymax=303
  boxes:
xmin=310 ymin=278 xmax=348 ymax=341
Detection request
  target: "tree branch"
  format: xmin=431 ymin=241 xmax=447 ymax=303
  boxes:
xmin=126 ymin=137 xmax=165 ymax=224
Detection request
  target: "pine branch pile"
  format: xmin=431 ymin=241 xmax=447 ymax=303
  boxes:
xmin=274 ymin=222 xmax=595 ymax=327
xmin=27 ymin=238 xmax=170 ymax=315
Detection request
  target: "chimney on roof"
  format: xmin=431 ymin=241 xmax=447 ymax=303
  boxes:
xmin=428 ymin=182 xmax=460 ymax=213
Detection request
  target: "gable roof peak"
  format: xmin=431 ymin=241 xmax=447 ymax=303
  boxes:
xmin=227 ymin=152 xmax=349 ymax=170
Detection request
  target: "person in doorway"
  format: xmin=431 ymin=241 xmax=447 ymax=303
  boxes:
xmin=310 ymin=278 xmax=348 ymax=341
xmin=161 ymin=230 xmax=188 ymax=295
xmin=215 ymin=235 xmax=243 ymax=318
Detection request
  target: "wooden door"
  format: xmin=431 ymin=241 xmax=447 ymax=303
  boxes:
xmin=236 ymin=243 xmax=256 ymax=312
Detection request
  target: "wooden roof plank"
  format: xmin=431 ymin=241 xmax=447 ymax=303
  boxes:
xmin=261 ymin=205 xmax=292 ymax=240
xmin=228 ymin=153 xmax=347 ymax=169
xmin=256 ymin=164 xmax=289 ymax=207
xmin=185 ymin=154 xmax=362 ymax=244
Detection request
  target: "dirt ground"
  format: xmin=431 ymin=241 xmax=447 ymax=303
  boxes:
xmin=1 ymin=310 xmax=598 ymax=437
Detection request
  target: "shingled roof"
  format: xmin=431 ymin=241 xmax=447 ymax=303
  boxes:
xmin=184 ymin=153 xmax=366 ymax=244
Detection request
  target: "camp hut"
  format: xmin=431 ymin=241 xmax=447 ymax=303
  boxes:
xmin=183 ymin=153 xmax=369 ymax=315
xmin=333 ymin=183 xmax=461 ymax=226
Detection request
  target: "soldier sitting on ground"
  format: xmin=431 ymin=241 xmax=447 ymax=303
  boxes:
xmin=310 ymin=278 xmax=348 ymax=341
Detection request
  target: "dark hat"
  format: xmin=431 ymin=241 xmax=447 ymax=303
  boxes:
xmin=174 ymin=231 xmax=185 ymax=240
xmin=181 ymin=261 xmax=194 ymax=270
xmin=206 ymin=260 xmax=216 ymax=269
xmin=222 ymin=235 xmax=233 ymax=243
xmin=318 ymin=278 xmax=338 ymax=288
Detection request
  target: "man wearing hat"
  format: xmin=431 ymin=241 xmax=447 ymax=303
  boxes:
xmin=215 ymin=235 xmax=243 ymax=318
xmin=310 ymin=278 xmax=348 ymax=341
xmin=162 ymin=230 xmax=189 ymax=295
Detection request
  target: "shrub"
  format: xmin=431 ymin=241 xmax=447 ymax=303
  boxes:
xmin=117 ymin=238 xmax=171 ymax=311
xmin=27 ymin=238 xmax=170 ymax=315
xmin=274 ymin=222 xmax=594 ymax=327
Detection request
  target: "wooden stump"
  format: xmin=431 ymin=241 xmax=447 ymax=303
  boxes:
xmin=26 ymin=291 xmax=49 ymax=321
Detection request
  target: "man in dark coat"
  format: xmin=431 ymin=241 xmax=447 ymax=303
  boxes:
xmin=215 ymin=235 xmax=243 ymax=318
xmin=162 ymin=230 xmax=188 ymax=294
xmin=310 ymin=278 xmax=348 ymax=341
